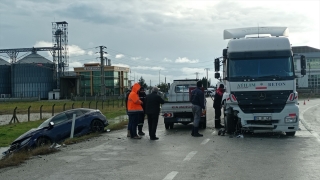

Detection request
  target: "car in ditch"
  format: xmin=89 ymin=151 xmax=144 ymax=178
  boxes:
xmin=2 ymin=108 xmax=108 ymax=156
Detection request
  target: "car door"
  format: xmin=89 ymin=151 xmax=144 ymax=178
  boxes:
xmin=49 ymin=112 xmax=72 ymax=142
xmin=65 ymin=109 xmax=88 ymax=136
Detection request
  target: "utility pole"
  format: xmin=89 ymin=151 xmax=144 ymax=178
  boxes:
xmin=195 ymin=72 xmax=199 ymax=80
xmin=98 ymin=46 xmax=107 ymax=99
xmin=204 ymin=68 xmax=210 ymax=89
xmin=159 ymin=70 xmax=161 ymax=86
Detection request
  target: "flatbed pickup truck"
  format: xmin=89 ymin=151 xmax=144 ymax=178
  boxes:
xmin=161 ymin=79 xmax=207 ymax=129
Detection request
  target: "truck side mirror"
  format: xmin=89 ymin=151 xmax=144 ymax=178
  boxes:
xmin=214 ymin=58 xmax=220 ymax=71
xmin=215 ymin=72 xmax=220 ymax=79
xmin=223 ymin=49 xmax=227 ymax=57
xmin=300 ymin=55 xmax=306 ymax=75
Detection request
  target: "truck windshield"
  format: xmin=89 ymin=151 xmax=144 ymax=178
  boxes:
xmin=228 ymin=57 xmax=294 ymax=81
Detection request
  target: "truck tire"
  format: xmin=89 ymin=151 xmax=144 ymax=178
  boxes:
xmin=285 ymin=131 xmax=296 ymax=136
xmin=165 ymin=123 xmax=170 ymax=130
xmin=225 ymin=113 xmax=235 ymax=134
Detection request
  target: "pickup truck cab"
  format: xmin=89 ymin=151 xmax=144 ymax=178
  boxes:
xmin=161 ymin=79 xmax=207 ymax=129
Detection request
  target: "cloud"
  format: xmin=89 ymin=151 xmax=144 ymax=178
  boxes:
xmin=69 ymin=45 xmax=86 ymax=56
xmin=175 ymin=57 xmax=199 ymax=63
xmin=87 ymin=51 xmax=94 ymax=55
xmin=163 ymin=58 xmax=172 ymax=62
xmin=132 ymin=66 xmax=163 ymax=70
xmin=115 ymin=54 xmax=125 ymax=59
xmin=131 ymin=57 xmax=141 ymax=61
xmin=112 ymin=63 xmax=129 ymax=68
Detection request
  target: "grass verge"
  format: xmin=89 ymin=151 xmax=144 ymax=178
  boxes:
xmin=0 ymin=119 xmax=128 ymax=169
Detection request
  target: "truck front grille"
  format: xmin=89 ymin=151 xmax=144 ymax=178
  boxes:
xmin=232 ymin=90 xmax=292 ymax=113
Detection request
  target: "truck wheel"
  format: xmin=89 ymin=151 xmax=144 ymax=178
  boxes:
xmin=225 ymin=113 xmax=235 ymax=134
xmin=165 ymin=123 xmax=170 ymax=129
xmin=286 ymin=131 xmax=296 ymax=136
xmin=169 ymin=123 xmax=174 ymax=129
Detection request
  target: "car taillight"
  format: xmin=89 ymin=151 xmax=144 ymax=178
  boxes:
xmin=163 ymin=113 xmax=173 ymax=117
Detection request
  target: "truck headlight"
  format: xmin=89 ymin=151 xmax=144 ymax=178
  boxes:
xmin=285 ymin=116 xmax=297 ymax=123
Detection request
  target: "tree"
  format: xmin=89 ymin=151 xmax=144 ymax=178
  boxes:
xmin=138 ymin=76 xmax=148 ymax=89
xmin=158 ymin=82 xmax=169 ymax=92
xmin=201 ymin=77 xmax=210 ymax=89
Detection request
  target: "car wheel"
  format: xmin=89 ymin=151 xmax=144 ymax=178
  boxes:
xmin=91 ymin=119 xmax=105 ymax=132
xmin=36 ymin=137 xmax=51 ymax=147
xmin=286 ymin=131 xmax=296 ymax=136
xmin=165 ymin=123 xmax=170 ymax=129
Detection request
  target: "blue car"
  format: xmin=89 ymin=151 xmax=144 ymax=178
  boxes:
xmin=3 ymin=108 xmax=108 ymax=156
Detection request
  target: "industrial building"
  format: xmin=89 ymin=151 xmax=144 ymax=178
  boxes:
xmin=293 ymin=46 xmax=320 ymax=91
xmin=11 ymin=52 xmax=55 ymax=99
xmin=0 ymin=58 xmax=11 ymax=98
xmin=74 ymin=63 xmax=130 ymax=96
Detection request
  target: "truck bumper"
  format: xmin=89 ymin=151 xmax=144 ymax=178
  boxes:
xmin=229 ymin=103 xmax=299 ymax=133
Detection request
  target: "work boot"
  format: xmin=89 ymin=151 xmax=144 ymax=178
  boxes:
xmin=215 ymin=119 xmax=224 ymax=129
xmin=127 ymin=130 xmax=131 ymax=137
xmin=138 ymin=126 xmax=145 ymax=135
xmin=191 ymin=126 xmax=195 ymax=136
xmin=192 ymin=127 xmax=203 ymax=137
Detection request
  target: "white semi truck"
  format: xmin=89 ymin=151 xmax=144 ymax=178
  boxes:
xmin=215 ymin=27 xmax=307 ymax=136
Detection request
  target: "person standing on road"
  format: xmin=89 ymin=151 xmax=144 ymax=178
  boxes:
xmin=145 ymin=86 xmax=165 ymax=140
xmin=190 ymin=81 xmax=205 ymax=137
xmin=138 ymin=87 xmax=147 ymax=136
xmin=125 ymin=87 xmax=132 ymax=137
xmin=213 ymin=84 xmax=225 ymax=128
xmin=127 ymin=83 xmax=144 ymax=139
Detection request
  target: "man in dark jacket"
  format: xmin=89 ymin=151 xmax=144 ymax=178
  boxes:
xmin=213 ymin=84 xmax=225 ymax=128
xmin=145 ymin=86 xmax=165 ymax=140
xmin=138 ymin=87 xmax=147 ymax=135
xmin=190 ymin=81 xmax=205 ymax=137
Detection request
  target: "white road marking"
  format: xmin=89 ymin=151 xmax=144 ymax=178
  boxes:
xmin=183 ymin=151 xmax=197 ymax=161
xmin=212 ymin=130 xmax=216 ymax=135
xmin=300 ymin=103 xmax=320 ymax=143
xmin=163 ymin=171 xmax=179 ymax=180
xmin=201 ymin=138 xmax=210 ymax=145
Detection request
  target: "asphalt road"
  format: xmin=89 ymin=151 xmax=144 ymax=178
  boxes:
xmin=1 ymin=98 xmax=320 ymax=180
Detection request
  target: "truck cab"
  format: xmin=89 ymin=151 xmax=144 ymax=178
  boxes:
xmin=214 ymin=27 xmax=307 ymax=136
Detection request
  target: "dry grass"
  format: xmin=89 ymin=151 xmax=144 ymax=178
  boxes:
xmin=63 ymin=132 xmax=101 ymax=145
xmin=0 ymin=146 xmax=59 ymax=169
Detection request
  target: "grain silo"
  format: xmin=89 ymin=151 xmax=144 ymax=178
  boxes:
xmin=11 ymin=52 xmax=55 ymax=99
xmin=0 ymin=58 xmax=11 ymax=97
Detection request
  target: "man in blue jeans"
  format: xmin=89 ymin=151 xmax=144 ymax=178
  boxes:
xmin=190 ymin=81 xmax=205 ymax=137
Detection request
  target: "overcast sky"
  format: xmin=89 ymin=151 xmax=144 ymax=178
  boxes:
xmin=0 ymin=0 xmax=319 ymax=86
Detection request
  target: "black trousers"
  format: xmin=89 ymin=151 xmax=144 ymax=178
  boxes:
xmin=214 ymin=107 xmax=222 ymax=120
xmin=147 ymin=113 xmax=159 ymax=138
xmin=138 ymin=113 xmax=145 ymax=132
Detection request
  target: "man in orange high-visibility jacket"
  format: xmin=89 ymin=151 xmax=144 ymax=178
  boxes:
xmin=127 ymin=83 xmax=144 ymax=139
